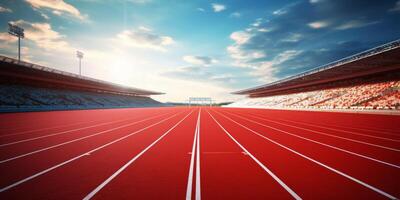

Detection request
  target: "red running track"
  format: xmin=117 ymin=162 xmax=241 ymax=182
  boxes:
xmin=0 ymin=107 xmax=399 ymax=200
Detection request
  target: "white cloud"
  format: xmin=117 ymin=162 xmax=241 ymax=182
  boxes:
xmin=138 ymin=26 xmax=152 ymax=32
xmin=211 ymin=3 xmax=226 ymax=12
xmin=25 ymin=0 xmax=87 ymax=21
xmin=52 ymin=10 xmax=62 ymax=16
xmin=309 ymin=0 xmax=324 ymax=4
xmin=251 ymin=18 xmax=264 ymax=27
xmin=250 ymin=61 xmax=276 ymax=81
xmin=249 ymin=50 xmax=300 ymax=82
xmin=273 ymin=8 xmax=287 ymax=15
xmin=389 ymin=1 xmax=400 ymax=12
xmin=0 ymin=6 xmax=12 ymax=13
xmin=226 ymin=17 xmax=303 ymax=83
xmin=10 ymin=20 xmax=72 ymax=52
xmin=197 ymin=8 xmax=205 ymax=12
xmin=258 ymin=28 xmax=272 ymax=32
xmin=308 ymin=21 xmax=330 ymax=29
xmin=335 ymin=20 xmax=379 ymax=30
xmin=230 ymin=31 xmax=251 ymax=45
xmin=274 ymin=50 xmax=301 ymax=64
xmin=128 ymin=0 xmax=152 ymax=4
xmin=209 ymin=74 xmax=235 ymax=83
xmin=281 ymin=33 xmax=302 ymax=42
xmin=227 ymin=31 xmax=266 ymax=65
xmin=183 ymin=55 xmax=217 ymax=66
xmin=41 ymin=12 xmax=50 ymax=20
xmin=0 ymin=32 xmax=18 ymax=43
xmin=227 ymin=45 xmax=265 ymax=65
xmin=115 ymin=27 xmax=174 ymax=51
xmin=230 ymin=12 xmax=241 ymax=18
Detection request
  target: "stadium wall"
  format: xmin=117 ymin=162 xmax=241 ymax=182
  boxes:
xmin=0 ymin=55 xmax=164 ymax=113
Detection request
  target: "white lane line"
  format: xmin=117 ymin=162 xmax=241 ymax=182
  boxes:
xmin=255 ymin=114 xmax=400 ymax=142
xmin=0 ymin=116 xmax=146 ymax=147
xmin=0 ymin=109 xmax=172 ymax=138
xmin=272 ymin=116 xmax=400 ymax=137
xmin=195 ymin=108 xmax=201 ymax=200
xmin=0 ymin=112 xmax=173 ymax=164
xmin=83 ymin=110 xmax=193 ymax=200
xmin=236 ymin=112 xmax=400 ymax=152
xmin=0 ymin=111 xmax=184 ymax=193
xmin=0 ymin=120 xmax=99 ymax=138
xmin=271 ymin=114 xmax=400 ymax=142
xmin=214 ymin=110 xmax=398 ymax=200
xmin=207 ymin=110 xmax=302 ymax=200
xmin=224 ymin=111 xmax=400 ymax=169
xmin=186 ymin=109 xmax=200 ymax=200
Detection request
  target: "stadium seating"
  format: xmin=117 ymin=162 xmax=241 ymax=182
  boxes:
xmin=227 ymin=79 xmax=400 ymax=110
xmin=0 ymin=84 xmax=164 ymax=112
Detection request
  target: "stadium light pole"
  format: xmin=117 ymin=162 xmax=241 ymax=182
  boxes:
xmin=8 ymin=23 xmax=24 ymax=62
xmin=76 ymin=51 xmax=84 ymax=75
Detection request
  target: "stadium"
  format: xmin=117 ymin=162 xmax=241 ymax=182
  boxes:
xmin=0 ymin=1 xmax=399 ymax=200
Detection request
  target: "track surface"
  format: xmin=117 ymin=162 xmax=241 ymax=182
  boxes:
xmin=0 ymin=107 xmax=399 ymax=200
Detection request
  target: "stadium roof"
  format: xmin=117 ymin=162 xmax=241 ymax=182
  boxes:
xmin=233 ymin=39 xmax=400 ymax=97
xmin=0 ymin=55 xmax=164 ymax=96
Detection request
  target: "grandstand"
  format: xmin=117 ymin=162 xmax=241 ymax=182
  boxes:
xmin=228 ymin=39 xmax=400 ymax=111
xmin=0 ymin=55 xmax=164 ymax=112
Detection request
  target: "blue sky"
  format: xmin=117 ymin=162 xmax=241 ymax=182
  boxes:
xmin=0 ymin=0 xmax=399 ymax=102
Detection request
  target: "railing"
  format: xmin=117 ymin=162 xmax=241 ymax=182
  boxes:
xmin=0 ymin=55 xmax=162 ymax=95
xmin=234 ymin=39 xmax=400 ymax=94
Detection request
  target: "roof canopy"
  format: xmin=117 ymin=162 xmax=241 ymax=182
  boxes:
xmin=0 ymin=55 xmax=163 ymax=96
xmin=233 ymin=39 xmax=400 ymax=97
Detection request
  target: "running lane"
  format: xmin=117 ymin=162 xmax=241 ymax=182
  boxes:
xmin=219 ymin=108 xmax=400 ymax=198
xmin=0 ymin=108 xmax=163 ymax=135
xmin=0 ymin=107 xmax=170 ymax=144
xmin=0 ymin=108 xmax=184 ymax=195
xmin=0 ymin=108 xmax=173 ymax=160
xmin=235 ymin=108 xmax=400 ymax=135
xmin=235 ymin=110 xmax=400 ymax=145
xmin=200 ymin=108 xmax=296 ymax=200
xmin=85 ymin=108 xmax=199 ymax=199
xmin=209 ymin=108 xmax=396 ymax=200
xmin=0 ymin=108 xmax=190 ymax=199
xmin=222 ymin=108 xmax=400 ymax=165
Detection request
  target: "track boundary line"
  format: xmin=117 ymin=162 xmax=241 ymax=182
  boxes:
xmin=0 ymin=119 xmax=101 ymax=138
xmin=186 ymin=108 xmax=201 ymax=200
xmin=232 ymin=111 xmax=400 ymax=152
xmin=207 ymin=110 xmax=302 ymax=200
xmin=0 ymin=109 xmax=171 ymax=138
xmin=83 ymin=110 xmax=194 ymax=200
xmin=0 ymin=114 xmax=154 ymax=147
xmin=214 ymin=110 xmax=398 ymax=200
xmin=271 ymin=116 xmax=400 ymax=136
xmin=245 ymin=113 xmax=400 ymax=142
xmin=250 ymin=112 xmax=400 ymax=142
xmin=0 ymin=111 xmax=174 ymax=164
xmin=195 ymin=108 xmax=201 ymax=200
xmin=0 ymin=110 xmax=185 ymax=193
xmin=223 ymin=110 xmax=400 ymax=169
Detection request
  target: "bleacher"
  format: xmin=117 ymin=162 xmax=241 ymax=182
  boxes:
xmin=229 ymin=39 xmax=400 ymax=111
xmin=0 ymin=55 xmax=164 ymax=112
xmin=228 ymin=79 xmax=400 ymax=110
xmin=0 ymin=84 xmax=163 ymax=112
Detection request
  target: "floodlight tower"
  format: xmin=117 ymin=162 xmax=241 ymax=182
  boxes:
xmin=8 ymin=23 xmax=24 ymax=61
xmin=76 ymin=50 xmax=84 ymax=75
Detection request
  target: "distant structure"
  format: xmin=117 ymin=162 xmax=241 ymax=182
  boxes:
xmin=188 ymin=97 xmax=213 ymax=107
xmin=229 ymin=39 xmax=400 ymax=111
xmin=0 ymin=55 xmax=165 ymax=112
xmin=76 ymin=50 xmax=84 ymax=75
xmin=7 ymin=23 xmax=24 ymax=61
